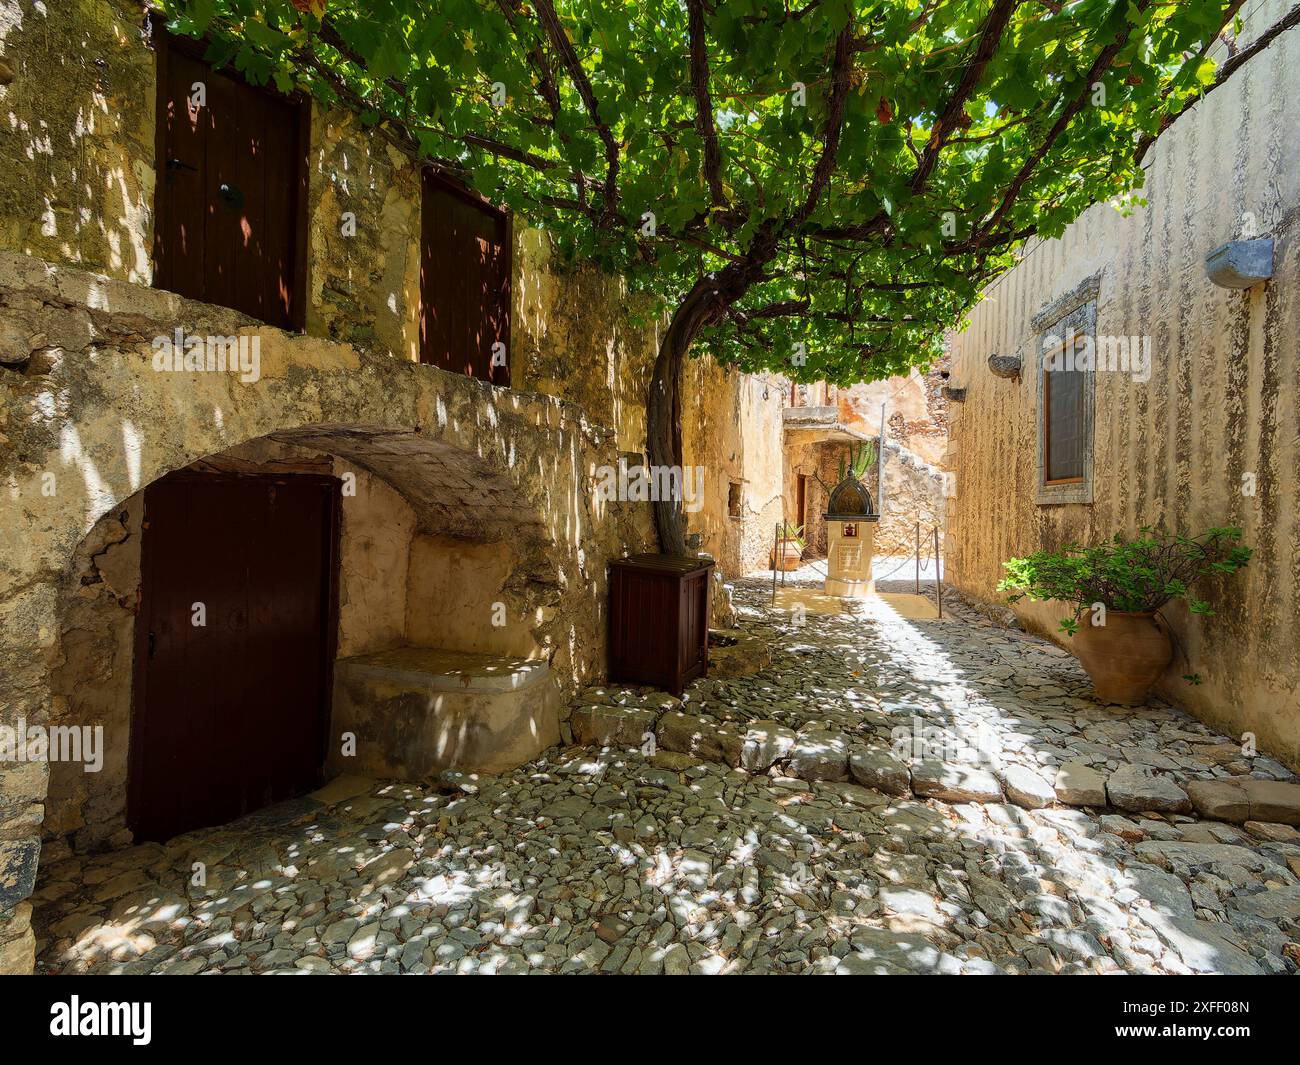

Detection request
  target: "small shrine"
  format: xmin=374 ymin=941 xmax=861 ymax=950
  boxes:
xmin=823 ymin=473 xmax=879 ymax=599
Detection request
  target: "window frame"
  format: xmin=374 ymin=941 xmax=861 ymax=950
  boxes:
xmin=1033 ymin=276 xmax=1098 ymax=505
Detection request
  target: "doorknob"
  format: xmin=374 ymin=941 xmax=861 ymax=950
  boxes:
xmin=165 ymin=157 xmax=198 ymax=172
xmin=218 ymin=182 xmax=245 ymax=209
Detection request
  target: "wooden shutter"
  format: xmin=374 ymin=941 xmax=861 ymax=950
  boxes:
xmin=153 ymin=29 xmax=309 ymax=330
xmin=420 ymin=172 xmax=512 ymax=385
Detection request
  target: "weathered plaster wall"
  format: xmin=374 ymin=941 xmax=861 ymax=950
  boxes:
xmin=946 ymin=5 xmax=1300 ymax=769
xmin=335 ymin=465 xmax=415 ymax=659
xmin=405 ymin=534 xmax=541 ymax=660
xmin=680 ymin=356 xmax=745 ymax=575
xmin=735 ymin=375 xmax=786 ymax=574
xmin=839 ymin=369 xmax=951 ymax=468
xmin=0 ymin=0 xmax=154 ymax=283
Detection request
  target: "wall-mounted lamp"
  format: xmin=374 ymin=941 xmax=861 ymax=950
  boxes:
xmin=1205 ymin=238 xmax=1273 ymax=289
xmin=986 ymin=353 xmax=1021 ymax=380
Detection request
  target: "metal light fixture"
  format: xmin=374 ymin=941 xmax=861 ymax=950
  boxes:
xmin=987 ymin=353 xmax=1021 ymax=379
xmin=1206 ymin=238 xmax=1273 ymax=289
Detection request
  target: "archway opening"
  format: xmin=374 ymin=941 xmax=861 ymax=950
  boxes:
xmin=42 ymin=427 xmax=560 ymax=856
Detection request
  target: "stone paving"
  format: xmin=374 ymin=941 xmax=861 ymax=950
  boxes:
xmin=32 ymin=572 xmax=1300 ymax=974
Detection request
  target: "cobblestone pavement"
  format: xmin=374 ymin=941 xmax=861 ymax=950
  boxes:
xmin=33 ymin=573 xmax=1300 ymax=974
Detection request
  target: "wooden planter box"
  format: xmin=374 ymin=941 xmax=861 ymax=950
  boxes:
xmin=608 ymin=553 xmax=714 ymax=695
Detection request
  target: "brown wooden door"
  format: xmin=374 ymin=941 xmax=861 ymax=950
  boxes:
xmin=153 ymin=31 xmax=308 ymax=329
xmin=420 ymin=172 xmax=511 ymax=385
xmin=128 ymin=472 xmax=339 ymax=842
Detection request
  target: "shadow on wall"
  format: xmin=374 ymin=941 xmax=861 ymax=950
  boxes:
xmin=0 ymin=1 xmax=156 ymax=281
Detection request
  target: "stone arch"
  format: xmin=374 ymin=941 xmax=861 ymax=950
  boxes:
xmin=1 ymin=260 xmax=648 ymax=967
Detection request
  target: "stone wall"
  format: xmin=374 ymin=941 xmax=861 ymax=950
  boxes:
xmin=0 ymin=0 xmax=154 ymax=282
xmin=306 ymin=110 xmax=424 ymax=361
xmin=837 ymin=369 xmax=951 ymax=468
xmin=945 ymin=3 xmax=1300 ymax=769
xmin=875 ymin=441 xmax=949 ymax=560
xmin=0 ymin=248 xmax=663 ymax=969
xmin=513 ymin=229 xmax=780 ymax=578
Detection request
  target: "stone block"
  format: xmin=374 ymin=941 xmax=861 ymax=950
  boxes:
xmin=1106 ymin=764 xmax=1191 ymax=814
xmin=1185 ymin=779 xmax=1250 ymax=823
xmin=1053 ymin=761 xmax=1107 ymax=807
xmin=911 ymin=761 xmax=1003 ymax=804
xmin=328 ymin=646 xmax=561 ymax=778
xmin=571 ymin=704 xmax=657 ymax=749
xmin=1241 ymin=780 xmax=1300 ymax=826
xmin=737 ymin=720 xmax=797 ymax=773
xmin=848 ymin=745 xmax=911 ymax=796
xmin=656 ymin=713 xmax=735 ymax=763
xmin=787 ymin=730 xmax=850 ymax=781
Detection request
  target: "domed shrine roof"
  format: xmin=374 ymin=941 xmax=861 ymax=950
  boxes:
xmin=824 ymin=475 xmax=878 ymax=521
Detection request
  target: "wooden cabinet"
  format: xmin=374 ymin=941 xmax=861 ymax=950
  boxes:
xmin=608 ymin=554 xmax=714 ymax=695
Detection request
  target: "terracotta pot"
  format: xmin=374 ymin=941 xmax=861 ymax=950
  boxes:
xmin=772 ymin=538 xmax=803 ymax=571
xmin=1070 ymin=610 xmax=1173 ymax=704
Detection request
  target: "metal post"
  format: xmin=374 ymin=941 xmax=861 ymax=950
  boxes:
xmin=934 ymin=526 xmax=943 ymax=618
xmin=877 ymin=402 xmax=886 ymax=515
xmin=771 ymin=522 xmax=779 ymax=604
xmin=914 ymin=522 xmax=921 ymax=595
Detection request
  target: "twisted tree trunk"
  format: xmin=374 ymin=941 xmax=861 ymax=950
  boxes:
xmin=646 ymin=278 xmax=719 ymax=556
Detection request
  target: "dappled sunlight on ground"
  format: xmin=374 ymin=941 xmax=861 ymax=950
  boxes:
xmin=32 ymin=574 xmax=1300 ymax=974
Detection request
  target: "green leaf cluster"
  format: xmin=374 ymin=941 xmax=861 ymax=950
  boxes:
xmin=997 ymin=526 xmax=1252 ymax=635
xmin=160 ymin=0 xmax=1242 ymax=387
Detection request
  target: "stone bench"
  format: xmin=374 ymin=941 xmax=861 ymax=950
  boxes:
xmin=328 ymin=646 xmax=560 ymax=778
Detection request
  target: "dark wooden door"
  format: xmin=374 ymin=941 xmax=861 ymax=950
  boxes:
xmin=128 ymin=472 xmax=339 ymax=842
xmin=153 ymin=30 xmax=308 ymax=329
xmin=420 ymin=172 xmax=511 ymax=385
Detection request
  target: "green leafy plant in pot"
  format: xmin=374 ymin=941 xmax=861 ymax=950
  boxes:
xmin=997 ymin=527 xmax=1251 ymax=704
